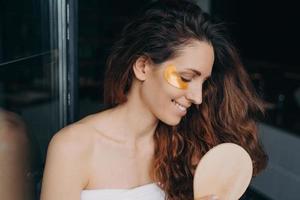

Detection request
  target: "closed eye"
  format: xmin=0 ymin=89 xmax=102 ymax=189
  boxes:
xmin=180 ymin=76 xmax=192 ymax=82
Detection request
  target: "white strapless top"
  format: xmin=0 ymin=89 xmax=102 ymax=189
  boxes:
xmin=81 ymin=183 xmax=165 ymax=200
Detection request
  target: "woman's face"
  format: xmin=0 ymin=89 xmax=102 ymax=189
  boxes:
xmin=140 ymin=40 xmax=214 ymax=126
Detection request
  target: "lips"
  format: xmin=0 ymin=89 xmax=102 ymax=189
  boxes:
xmin=171 ymin=99 xmax=189 ymax=115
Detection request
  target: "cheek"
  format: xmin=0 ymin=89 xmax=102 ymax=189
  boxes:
xmin=145 ymin=76 xmax=170 ymax=101
xmin=141 ymin=75 xmax=175 ymax=107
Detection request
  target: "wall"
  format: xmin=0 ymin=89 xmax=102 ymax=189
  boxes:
xmin=251 ymin=123 xmax=300 ymax=200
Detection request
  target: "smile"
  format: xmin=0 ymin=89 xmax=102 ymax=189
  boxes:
xmin=171 ymin=99 xmax=187 ymax=113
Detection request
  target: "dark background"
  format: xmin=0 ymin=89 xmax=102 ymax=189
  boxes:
xmin=78 ymin=0 xmax=300 ymax=135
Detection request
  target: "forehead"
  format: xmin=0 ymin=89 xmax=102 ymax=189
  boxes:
xmin=164 ymin=41 xmax=214 ymax=75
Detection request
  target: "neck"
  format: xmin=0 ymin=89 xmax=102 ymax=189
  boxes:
xmin=109 ymin=89 xmax=158 ymax=147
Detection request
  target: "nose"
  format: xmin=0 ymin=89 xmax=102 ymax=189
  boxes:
xmin=185 ymin=84 xmax=202 ymax=105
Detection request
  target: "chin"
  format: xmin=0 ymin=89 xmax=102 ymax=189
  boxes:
xmin=161 ymin=116 xmax=182 ymax=126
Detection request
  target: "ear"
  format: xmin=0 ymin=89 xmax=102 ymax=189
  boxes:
xmin=132 ymin=56 xmax=151 ymax=81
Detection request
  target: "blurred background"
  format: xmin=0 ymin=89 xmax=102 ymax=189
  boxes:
xmin=0 ymin=0 xmax=299 ymax=199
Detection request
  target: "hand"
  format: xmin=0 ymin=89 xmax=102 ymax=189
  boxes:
xmin=195 ymin=194 xmax=219 ymax=200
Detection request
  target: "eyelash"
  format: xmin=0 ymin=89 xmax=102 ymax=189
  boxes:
xmin=180 ymin=76 xmax=193 ymax=82
xmin=181 ymin=76 xmax=210 ymax=83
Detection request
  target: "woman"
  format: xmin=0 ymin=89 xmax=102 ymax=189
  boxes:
xmin=40 ymin=0 xmax=267 ymax=200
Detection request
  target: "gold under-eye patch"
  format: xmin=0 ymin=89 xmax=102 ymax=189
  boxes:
xmin=163 ymin=65 xmax=188 ymax=89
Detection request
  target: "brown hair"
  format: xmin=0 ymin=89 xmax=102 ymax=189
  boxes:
xmin=104 ymin=0 xmax=267 ymax=199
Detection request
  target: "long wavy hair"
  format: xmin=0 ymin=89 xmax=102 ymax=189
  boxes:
xmin=103 ymin=0 xmax=268 ymax=199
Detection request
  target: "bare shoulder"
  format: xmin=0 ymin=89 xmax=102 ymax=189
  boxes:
xmin=77 ymin=108 xmax=114 ymax=129
xmin=48 ymin=122 xmax=95 ymax=155
xmin=0 ymin=111 xmax=31 ymax=200
xmin=45 ymin=119 xmax=102 ymax=174
xmin=48 ymin=108 xmax=115 ymax=158
xmin=41 ymin=121 xmax=98 ymax=200
xmin=0 ymin=110 xmax=28 ymax=153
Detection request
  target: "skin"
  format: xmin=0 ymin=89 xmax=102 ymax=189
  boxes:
xmin=40 ymin=40 xmax=215 ymax=200
xmin=0 ymin=110 xmax=35 ymax=200
xmin=196 ymin=195 xmax=219 ymax=200
xmin=164 ymin=64 xmax=189 ymax=89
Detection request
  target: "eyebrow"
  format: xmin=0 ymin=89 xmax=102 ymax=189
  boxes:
xmin=185 ymin=68 xmax=211 ymax=79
